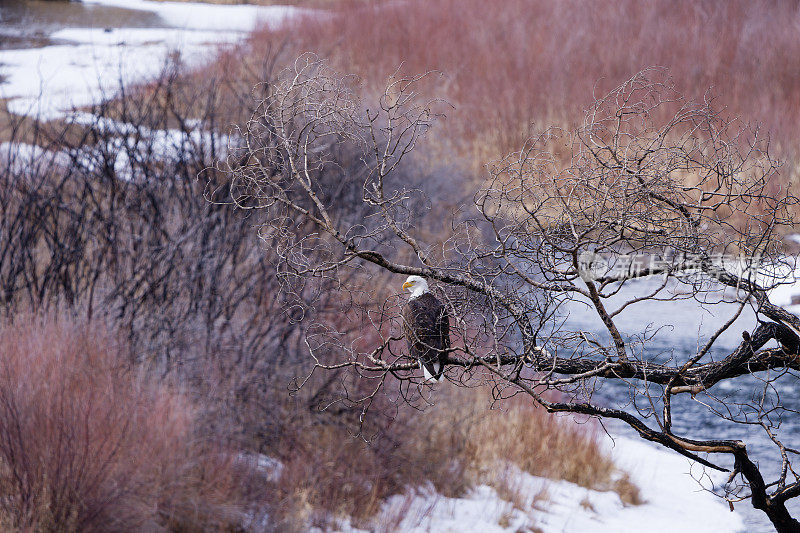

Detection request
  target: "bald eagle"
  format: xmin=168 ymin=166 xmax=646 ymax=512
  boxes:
xmin=401 ymin=275 xmax=450 ymax=382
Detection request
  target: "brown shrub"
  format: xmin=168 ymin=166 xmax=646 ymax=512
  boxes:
xmin=268 ymin=425 xmax=397 ymax=531
xmin=0 ymin=313 xmax=246 ymax=532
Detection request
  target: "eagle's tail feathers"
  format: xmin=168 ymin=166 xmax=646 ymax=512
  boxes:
xmin=421 ymin=361 xmax=441 ymax=383
xmin=433 ymin=361 xmax=443 ymax=381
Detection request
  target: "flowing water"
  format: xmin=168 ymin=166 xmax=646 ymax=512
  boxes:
xmin=563 ymin=276 xmax=800 ymax=532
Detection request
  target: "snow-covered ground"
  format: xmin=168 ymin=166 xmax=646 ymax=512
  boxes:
xmin=0 ymin=0 xmax=302 ymax=120
xmin=343 ymin=435 xmax=744 ymax=533
xmin=0 ymin=113 xmax=231 ymax=181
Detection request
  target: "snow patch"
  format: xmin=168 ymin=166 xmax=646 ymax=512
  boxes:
xmin=0 ymin=113 xmax=229 ymax=182
xmin=237 ymin=452 xmax=284 ymax=483
xmin=765 ymin=250 xmax=800 ymax=311
xmin=601 ymin=435 xmax=743 ymax=533
xmin=82 ymin=0 xmax=299 ymax=32
xmin=333 ymin=436 xmax=743 ymax=533
xmin=0 ymin=141 xmax=71 ymax=174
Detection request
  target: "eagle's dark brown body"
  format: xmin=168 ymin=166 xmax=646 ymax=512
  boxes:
xmin=402 ymin=292 xmax=450 ymax=381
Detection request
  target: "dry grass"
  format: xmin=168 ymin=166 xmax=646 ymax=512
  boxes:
xmin=614 ymin=473 xmax=645 ymax=506
xmin=415 ymin=387 xmax=624 ymax=492
xmin=580 ymin=496 xmax=595 ymax=513
xmin=241 ymin=0 xmax=800 ymax=176
xmin=266 ymin=424 xmax=402 ymax=531
xmin=0 ymin=313 xmax=249 ymax=532
xmin=264 ymin=385 xmax=641 ymax=530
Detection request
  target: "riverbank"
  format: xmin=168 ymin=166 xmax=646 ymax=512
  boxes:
xmin=326 ymin=435 xmax=743 ymax=533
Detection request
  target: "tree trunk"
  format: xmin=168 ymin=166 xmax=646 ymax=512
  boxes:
xmin=763 ymin=501 xmax=800 ymax=533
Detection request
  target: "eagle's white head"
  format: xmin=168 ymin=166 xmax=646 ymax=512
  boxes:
xmin=402 ymin=275 xmax=429 ymax=299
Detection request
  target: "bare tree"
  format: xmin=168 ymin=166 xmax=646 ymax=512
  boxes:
xmin=225 ymin=57 xmax=800 ymax=531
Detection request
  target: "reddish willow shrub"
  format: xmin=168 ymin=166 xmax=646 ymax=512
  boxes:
xmin=249 ymin=0 xmax=800 ymax=168
xmin=0 ymin=315 xmax=245 ymax=532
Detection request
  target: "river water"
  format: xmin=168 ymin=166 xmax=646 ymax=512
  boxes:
xmin=563 ymin=275 xmax=800 ymax=532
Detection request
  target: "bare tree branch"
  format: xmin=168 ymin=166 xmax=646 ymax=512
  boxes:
xmin=225 ymin=62 xmax=800 ymax=531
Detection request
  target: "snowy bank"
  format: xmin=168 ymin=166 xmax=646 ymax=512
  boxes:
xmin=83 ymin=0 xmax=298 ymax=32
xmin=0 ymin=0 xmax=302 ymax=120
xmin=336 ymin=435 xmax=743 ymax=533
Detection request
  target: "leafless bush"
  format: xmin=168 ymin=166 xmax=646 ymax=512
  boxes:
xmin=0 ymin=58 xmax=367 ymax=452
xmin=225 ymin=58 xmax=800 ymax=531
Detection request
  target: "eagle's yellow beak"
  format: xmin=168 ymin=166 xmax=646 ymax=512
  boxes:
xmin=402 ymin=281 xmax=413 ymax=290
